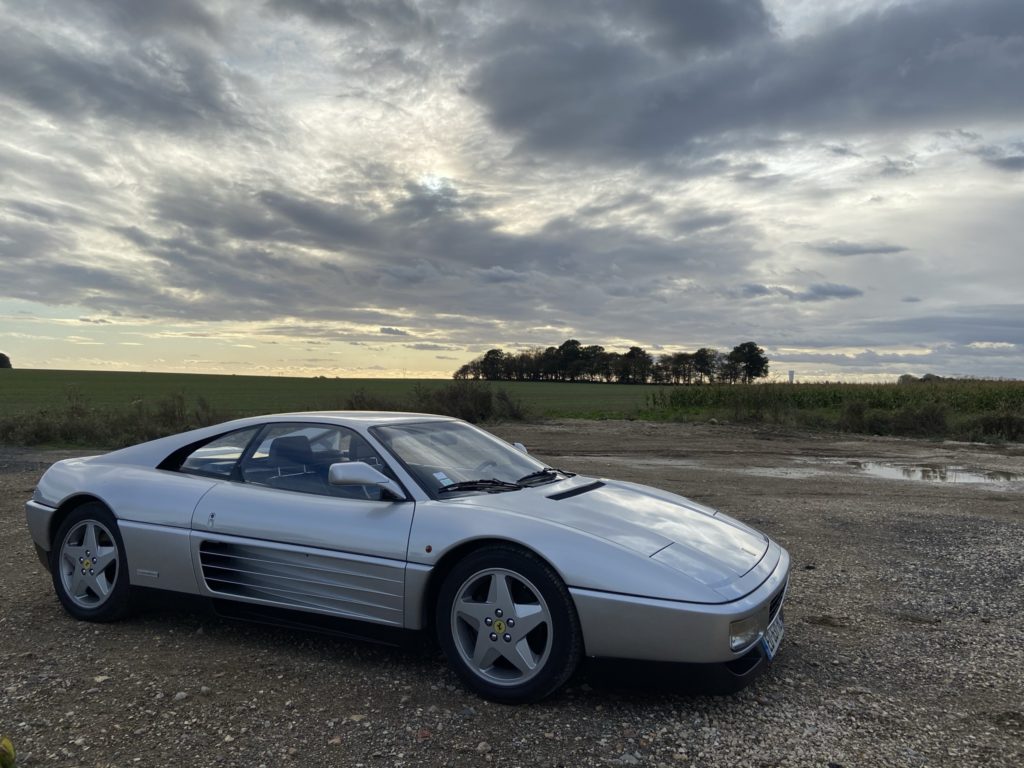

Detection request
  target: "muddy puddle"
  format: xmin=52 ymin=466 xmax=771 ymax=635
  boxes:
xmin=843 ymin=461 xmax=1021 ymax=485
xmin=559 ymin=453 xmax=1022 ymax=488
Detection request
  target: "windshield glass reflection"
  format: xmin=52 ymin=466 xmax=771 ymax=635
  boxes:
xmin=372 ymin=421 xmax=547 ymax=496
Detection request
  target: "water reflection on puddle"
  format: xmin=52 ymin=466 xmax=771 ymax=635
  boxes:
xmin=559 ymin=453 xmax=1023 ymax=487
xmin=847 ymin=461 xmax=1021 ymax=485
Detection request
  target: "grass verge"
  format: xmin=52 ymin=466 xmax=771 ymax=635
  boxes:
xmin=642 ymin=381 xmax=1024 ymax=442
xmin=0 ymin=381 xmax=527 ymax=449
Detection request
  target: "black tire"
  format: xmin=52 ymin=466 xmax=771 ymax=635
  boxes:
xmin=436 ymin=544 xmax=582 ymax=703
xmin=50 ymin=502 xmax=132 ymax=622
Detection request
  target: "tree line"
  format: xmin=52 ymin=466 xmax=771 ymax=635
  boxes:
xmin=453 ymin=339 xmax=769 ymax=385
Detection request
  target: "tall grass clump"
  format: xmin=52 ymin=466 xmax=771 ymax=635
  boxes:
xmin=344 ymin=380 xmax=528 ymax=424
xmin=0 ymin=380 xmax=531 ymax=448
xmin=643 ymin=379 xmax=1024 ymax=442
xmin=0 ymin=388 xmax=229 ymax=448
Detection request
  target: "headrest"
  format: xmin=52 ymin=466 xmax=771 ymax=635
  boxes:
xmin=269 ymin=435 xmax=314 ymax=465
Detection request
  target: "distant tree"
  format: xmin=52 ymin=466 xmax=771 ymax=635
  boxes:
xmin=580 ymin=345 xmax=607 ymax=382
xmin=719 ymin=351 xmax=743 ymax=384
xmin=661 ymin=351 xmax=696 ymax=384
xmin=453 ymin=339 xmax=769 ymax=386
xmin=479 ymin=349 xmax=507 ymax=381
xmin=0 ymin=352 xmax=10 ymax=369
xmin=453 ymin=361 xmax=479 ymax=379
xmin=729 ymin=341 xmax=769 ymax=383
xmin=693 ymin=347 xmax=718 ymax=383
xmin=557 ymin=339 xmax=584 ymax=381
xmin=616 ymin=346 xmax=653 ymax=384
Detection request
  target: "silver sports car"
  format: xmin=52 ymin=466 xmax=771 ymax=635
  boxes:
xmin=25 ymin=412 xmax=789 ymax=702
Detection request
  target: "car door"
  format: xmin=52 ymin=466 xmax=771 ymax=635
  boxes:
xmin=188 ymin=422 xmax=416 ymax=628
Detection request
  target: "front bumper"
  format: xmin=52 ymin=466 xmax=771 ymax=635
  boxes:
xmin=25 ymin=499 xmax=56 ymax=554
xmin=570 ymin=546 xmax=789 ymax=664
xmin=583 ymin=639 xmax=772 ymax=695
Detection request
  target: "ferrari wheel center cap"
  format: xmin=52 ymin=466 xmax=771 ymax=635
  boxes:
xmin=493 ymin=619 xmax=506 ymax=634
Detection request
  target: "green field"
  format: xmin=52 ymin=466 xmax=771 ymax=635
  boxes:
xmin=0 ymin=369 xmax=659 ymax=418
xmin=1 ymin=369 xmax=1022 ymax=447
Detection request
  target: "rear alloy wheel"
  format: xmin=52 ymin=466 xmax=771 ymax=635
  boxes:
xmin=50 ymin=503 xmax=131 ymax=622
xmin=437 ymin=545 xmax=581 ymax=703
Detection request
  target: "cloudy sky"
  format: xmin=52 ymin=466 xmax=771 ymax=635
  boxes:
xmin=1 ymin=0 xmax=1022 ymax=380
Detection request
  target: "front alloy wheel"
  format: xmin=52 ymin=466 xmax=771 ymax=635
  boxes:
xmin=438 ymin=546 xmax=581 ymax=703
xmin=51 ymin=503 xmax=131 ymax=622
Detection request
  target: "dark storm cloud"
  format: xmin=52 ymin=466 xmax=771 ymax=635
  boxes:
xmin=387 ymin=181 xmax=480 ymax=221
xmin=624 ymin=0 xmax=772 ymax=50
xmin=854 ymin=306 xmax=1024 ymax=347
xmin=576 ymin=192 xmax=662 ymax=218
xmin=0 ymin=25 xmax=247 ymax=132
xmin=266 ymin=0 xmax=431 ymax=39
xmin=786 ymin=284 xmax=864 ymax=302
xmin=809 ymin=240 xmax=909 ymax=257
xmin=2 ymin=199 xmax=65 ymax=224
xmin=963 ymin=142 xmax=1024 ymax=171
xmin=985 ymin=155 xmax=1024 ymax=172
xmin=405 ymin=343 xmax=460 ymax=351
xmin=512 ymin=0 xmax=773 ymax=54
xmin=824 ymin=143 xmax=861 ymax=158
xmin=469 ymin=0 xmax=1024 ymax=163
xmin=878 ymin=157 xmax=916 ymax=178
xmin=673 ymin=208 xmax=736 ymax=233
xmin=739 ymin=283 xmax=864 ymax=302
xmin=257 ymin=191 xmax=380 ymax=249
xmin=379 ymin=326 xmax=410 ymax=336
xmin=740 ymin=283 xmax=773 ymax=298
xmin=81 ymin=0 xmax=223 ymax=39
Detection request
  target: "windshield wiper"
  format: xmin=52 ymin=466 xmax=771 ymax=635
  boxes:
xmin=515 ymin=467 xmax=576 ymax=486
xmin=437 ymin=478 xmax=523 ymax=494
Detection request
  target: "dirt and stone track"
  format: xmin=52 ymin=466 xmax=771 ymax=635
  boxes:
xmin=1 ymin=421 xmax=1023 ymax=767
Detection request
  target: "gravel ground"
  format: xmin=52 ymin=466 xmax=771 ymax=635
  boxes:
xmin=1 ymin=421 xmax=1023 ymax=767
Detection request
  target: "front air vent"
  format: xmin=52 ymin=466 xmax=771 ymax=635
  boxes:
xmin=547 ymin=481 xmax=605 ymax=500
xmin=198 ymin=541 xmax=404 ymax=625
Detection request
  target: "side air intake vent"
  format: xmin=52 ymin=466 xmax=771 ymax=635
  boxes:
xmin=547 ymin=481 xmax=605 ymax=500
xmin=198 ymin=540 xmax=403 ymax=625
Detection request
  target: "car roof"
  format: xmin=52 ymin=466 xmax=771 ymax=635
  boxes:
xmin=93 ymin=411 xmax=460 ymax=468
xmin=268 ymin=411 xmax=455 ymax=426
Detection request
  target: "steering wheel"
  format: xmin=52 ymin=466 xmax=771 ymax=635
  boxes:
xmin=472 ymin=459 xmax=499 ymax=475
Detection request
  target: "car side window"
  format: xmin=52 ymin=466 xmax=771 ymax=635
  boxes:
xmin=179 ymin=427 xmax=260 ymax=478
xmin=239 ymin=423 xmax=393 ymax=500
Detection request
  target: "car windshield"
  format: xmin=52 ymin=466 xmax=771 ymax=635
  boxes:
xmin=371 ymin=421 xmax=550 ymax=496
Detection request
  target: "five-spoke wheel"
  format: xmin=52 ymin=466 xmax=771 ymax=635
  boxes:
xmin=437 ymin=545 xmax=581 ymax=703
xmin=50 ymin=503 xmax=131 ymax=622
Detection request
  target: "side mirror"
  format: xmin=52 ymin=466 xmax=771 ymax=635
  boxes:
xmin=328 ymin=462 xmax=404 ymax=499
xmin=513 ymin=442 xmax=528 ymax=454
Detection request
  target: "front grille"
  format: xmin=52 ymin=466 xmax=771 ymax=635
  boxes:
xmin=768 ymin=578 xmax=788 ymax=621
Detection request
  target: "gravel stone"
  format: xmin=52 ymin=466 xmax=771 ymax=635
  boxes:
xmin=2 ymin=423 xmax=1022 ymax=767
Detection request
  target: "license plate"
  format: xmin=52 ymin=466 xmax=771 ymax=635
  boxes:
xmin=761 ymin=611 xmax=784 ymax=661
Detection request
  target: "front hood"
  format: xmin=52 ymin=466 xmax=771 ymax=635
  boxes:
xmin=463 ymin=478 xmax=769 ymax=589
